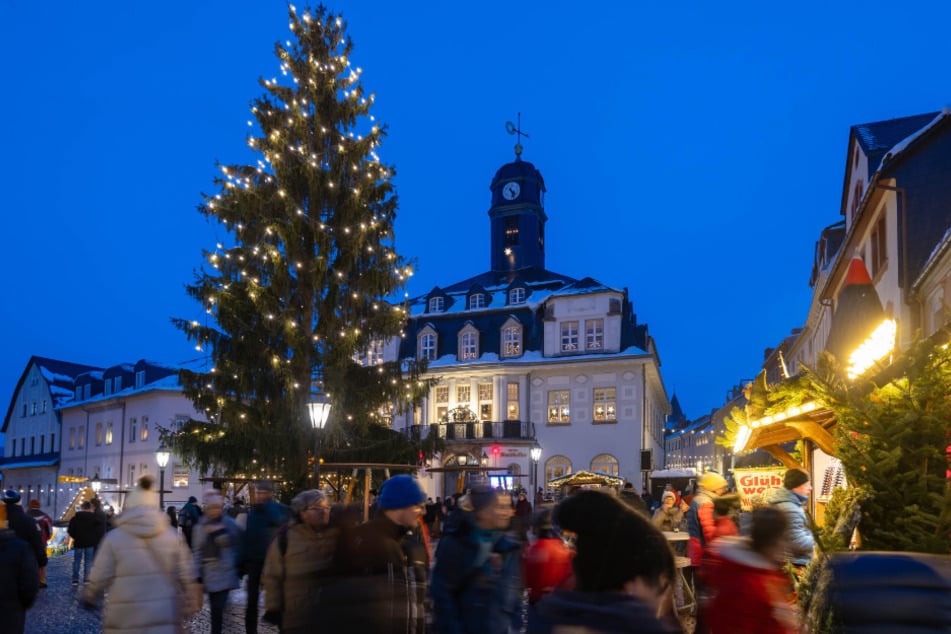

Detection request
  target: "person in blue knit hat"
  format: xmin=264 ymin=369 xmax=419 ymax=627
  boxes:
xmin=325 ymin=474 xmax=428 ymax=633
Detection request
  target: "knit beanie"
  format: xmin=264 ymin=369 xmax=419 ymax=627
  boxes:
xmin=125 ymin=475 xmax=159 ymax=510
xmin=699 ymin=472 xmax=728 ymax=491
xmin=468 ymin=483 xmax=499 ymax=513
xmin=376 ymin=475 xmax=426 ymax=510
xmin=783 ymin=468 xmax=810 ymax=490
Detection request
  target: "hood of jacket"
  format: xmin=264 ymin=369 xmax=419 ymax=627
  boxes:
xmin=112 ymin=504 xmax=169 ymax=539
xmin=534 ymin=590 xmax=677 ymax=634
xmin=767 ymin=486 xmax=804 ymax=507
xmin=711 ymin=536 xmax=777 ymax=570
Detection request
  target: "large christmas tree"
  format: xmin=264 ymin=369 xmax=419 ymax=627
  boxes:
xmin=171 ymin=4 xmax=426 ymax=488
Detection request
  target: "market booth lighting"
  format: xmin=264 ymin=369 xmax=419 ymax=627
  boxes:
xmin=846 ymin=318 xmax=897 ymax=379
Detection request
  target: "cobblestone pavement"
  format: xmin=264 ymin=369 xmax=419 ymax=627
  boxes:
xmin=26 ymin=554 xmax=279 ymax=634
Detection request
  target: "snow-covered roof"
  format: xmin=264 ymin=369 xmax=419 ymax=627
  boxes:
xmin=877 ymin=108 xmax=949 ymax=172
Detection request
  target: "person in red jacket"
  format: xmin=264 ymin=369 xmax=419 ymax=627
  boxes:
xmin=522 ymin=506 xmax=574 ymax=606
xmin=702 ymin=506 xmax=799 ymax=634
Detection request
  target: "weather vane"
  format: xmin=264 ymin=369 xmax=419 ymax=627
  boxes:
xmin=505 ymin=113 xmax=530 ymax=158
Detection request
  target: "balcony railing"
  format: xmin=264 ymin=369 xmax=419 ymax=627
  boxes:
xmin=406 ymin=420 xmax=534 ymax=442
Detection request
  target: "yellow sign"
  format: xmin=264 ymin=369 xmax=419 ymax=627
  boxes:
xmin=58 ymin=475 xmax=87 ymax=483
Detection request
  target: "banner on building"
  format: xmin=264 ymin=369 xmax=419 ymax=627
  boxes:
xmin=733 ymin=467 xmax=785 ymax=510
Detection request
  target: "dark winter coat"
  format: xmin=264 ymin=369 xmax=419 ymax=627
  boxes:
xmin=27 ymin=509 xmax=53 ymax=544
xmin=68 ymin=510 xmax=102 ymax=549
xmin=430 ymin=510 xmax=523 ymax=634
xmin=325 ymin=513 xmax=422 ymax=634
xmin=767 ymin=487 xmax=814 ymax=566
xmin=528 ymin=590 xmax=682 ymax=634
xmin=7 ymin=504 xmax=47 ymax=567
xmin=0 ymin=528 xmax=40 ymax=634
xmin=242 ymin=500 xmax=290 ymax=563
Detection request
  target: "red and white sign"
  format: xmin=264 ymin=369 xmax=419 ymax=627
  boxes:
xmin=734 ymin=467 xmax=785 ymax=510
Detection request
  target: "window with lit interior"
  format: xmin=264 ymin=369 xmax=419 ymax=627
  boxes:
xmin=560 ymin=321 xmax=579 ymax=352
xmin=501 ymin=322 xmax=522 ymax=358
xmin=593 ymin=387 xmax=617 ymax=422
xmin=585 ymin=319 xmax=604 ymax=350
xmin=590 ymin=453 xmax=619 ymax=476
xmin=545 ymin=455 xmax=572 ymax=483
xmin=547 ymin=390 xmax=570 ymax=424
xmin=458 ymin=326 xmax=479 ymax=360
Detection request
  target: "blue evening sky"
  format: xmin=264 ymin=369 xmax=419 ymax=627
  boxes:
xmin=1 ymin=1 xmax=948 ymax=424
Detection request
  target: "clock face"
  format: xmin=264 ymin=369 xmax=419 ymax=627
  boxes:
xmin=502 ymin=182 xmax=521 ymax=200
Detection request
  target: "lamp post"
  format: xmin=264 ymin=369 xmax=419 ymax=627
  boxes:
xmin=307 ymin=398 xmax=332 ymax=485
xmin=481 ymin=451 xmax=489 ymax=467
xmin=156 ymin=442 xmax=171 ymax=510
xmin=530 ymin=442 xmax=542 ymax=495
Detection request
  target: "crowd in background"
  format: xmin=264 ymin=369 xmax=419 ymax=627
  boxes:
xmin=7 ymin=461 xmax=945 ymax=634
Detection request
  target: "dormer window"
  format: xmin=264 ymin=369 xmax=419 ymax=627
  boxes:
xmin=469 ymin=293 xmax=485 ymax=310
xmin=509 ymin=287 xmax=526 ymax=304
xmin=458 ymin=324 xmax=480 ymax=361
xmin=418 ymin=326 xmax=438 ymax=361
xmin=428 ymin=296 xmax=445 ymax=313
xmin=501 ymin=318 xmax=523 ymax=358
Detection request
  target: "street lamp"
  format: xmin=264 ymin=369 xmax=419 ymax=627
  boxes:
xmin=481 ymin=451 xmax=489 ymax=467
xmin=530 ymin=442 xmax=542 ymax=495
xmin=457 ymin=454 xmax=468 ymax=466
xmin=91 ymin=473 xmax=101 ymax=498
xmin=156 ymin=442 xmax=171 ymax=510
xmin=307 ymin=398 xmax=332 ymax=484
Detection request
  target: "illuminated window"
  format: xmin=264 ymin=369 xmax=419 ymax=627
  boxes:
xmin=545 ymin=455 xmax=572 ymax=483
xmin=547 ymin=390 xmax=570 ymax=424
xmin=504 ymin=216 xmax=519 ymax=246
xmin=456 ymin=384 xmax=471 ymax=405
xmin=502 ymin=323 xmax=522 ymax=358
xmin=140 ymin=418 xmax=149 ymax=442
xmin=506 ymin=382 xmax=519 ymax=420
xmin=560 ymin=321 xmax=579 ymax=351
xmin=435 ymin=386 xmax=449 ymax=422
xmin=479 ymin=383 xmax=493 ymax=420
xmin=593 ymin=388 xmax=617 ymax=422
xmin=591 ymin=453 xmax=619 ymax=476
xmin=172 ymin=465 xmax=189 ymax=488
xmin=105 ymin=422 xmax=113 ymax=445
xmin=459 ymin=326 xmax=479 ymax=361
xmin=585 ymin=319 xmax=604 ymax=350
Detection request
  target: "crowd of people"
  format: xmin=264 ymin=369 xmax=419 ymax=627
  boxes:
xmin=0 ymin=464 xmax=855 ymax=634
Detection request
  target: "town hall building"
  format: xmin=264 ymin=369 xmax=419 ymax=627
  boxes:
xmin=387 ymin=147 xmax=671 ymax=497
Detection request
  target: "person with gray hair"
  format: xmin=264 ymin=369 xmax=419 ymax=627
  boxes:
xmin=262 ymin=489 xmax=336 ymax=633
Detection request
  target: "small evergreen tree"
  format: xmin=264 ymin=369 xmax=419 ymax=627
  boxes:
xmin=171 ymin=4 xmax=427 ymax=487
xmin=804 ymin=337 xmax=951 ymax=553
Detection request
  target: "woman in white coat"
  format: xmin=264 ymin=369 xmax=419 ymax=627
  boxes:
xmin=83 ymin=475 xmax=199 ymax=634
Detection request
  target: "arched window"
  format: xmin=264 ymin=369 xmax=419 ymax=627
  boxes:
xmin=428 ymin=296 xmax=445 ymax=313
xmin=458 ymin=324 xmax=480 ymax=361
xmin=418 ymin=326 xmax=438 ymax=361
xmin=545 ymin=455 xmax=572 ymax=484
xmin=469 ymin=293 xmax=485 ymax=310
xmin=590 ymin=453 xmax=619 ymax=476
xmin=500 ymin=317 xmax=523 ymax=358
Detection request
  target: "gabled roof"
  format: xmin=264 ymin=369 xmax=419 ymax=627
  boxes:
xmin=852 ymin=111 xmax=939 ymax=153
xmin=3 ymin=356 xmax=103 ymax=432
xmin=549 ymin=276 xmax=620 ymax=297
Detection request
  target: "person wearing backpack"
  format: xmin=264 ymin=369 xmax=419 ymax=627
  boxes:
xmin=178 ymin=496 xmax=202 ymax=548
xmin=26 ymin=500 xmax=53 ymax=588
xmin=261 ymin=489 xmax=336 ymax=633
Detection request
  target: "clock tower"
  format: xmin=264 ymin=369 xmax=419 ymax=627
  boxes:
xmin=488 ymin=155 xmax=547 ymax=273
